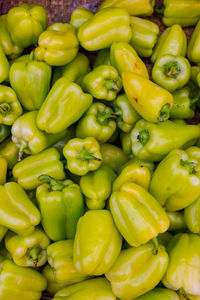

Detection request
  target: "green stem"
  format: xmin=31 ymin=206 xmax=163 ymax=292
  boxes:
xmin=180 ymin=160 xmax=196 ymax=175
xmin=137 ymin=129 xmax=150 ymax=146
xmin=158 ymin=103 xmax=171 ymax=122
xmin=17 ymin=140 xmax=27 ymax=161
xmin=152 ymin=237 xmax=159 ymax=255
xmin=0 ymin=103 xmax=10 ymax=115
xmin=29 ymin=247 xmax=41 ymax=267
xmin=104 ymin=79 xmax=119 ymax=91
xmin=39 ymin=174 xmax=64 ymax=191
xmin=79 ymin=147 xmax=101 ymax=162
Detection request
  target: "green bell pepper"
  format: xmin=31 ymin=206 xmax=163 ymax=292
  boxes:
xmin=34 ymin=23 xmax=79 ymax=66
xmin=150 ymin=147 xmax=200 ymax=211
xmin=36 ymin=175 xmax=84 ymax=241
xmin=0 ymin=259 xmax=47 ymax=300
xmin=157 ymin=232 xmax=173 ymax=248
xmin=52 ymin=126 xmax=75 ymax=158
xmin=135 ymin=288 xmax=179 ymax=299
xmin=167 ymin=211 xmax=186 ymax=232
xmin=184 ymin=196 xmax=200 ymax=233
xmin=0 ymin=227 xmax=8 ymax=243
xmin=37 ymin=77 xmax=93 ymax=134
xmin=7 ymin=3 xmax=47 ymax=48
xmin=120 ymin=131 xmax=132 ymax=155
xmin=130 ymin=16 xmax=159 ymax=57
xmin=151 ymin=24 xmax=187 ymax=63
xmin=187 ymin=20 xmax=200 ymax=64
xmin=152 ymin=54 xmax=191 ymax=92
xmin=191 ymin=66 xmax=200 ymax=87
xmin=0 ymin=138 xmax=18 ymax=169
xmin=63 ymin=137 xmax=102 ymax=176
xmin=93 ymin=49 xmax=111 ymax=68
xmin=131 ymin=120 xmax=200 ymax=162
xmin=13 ymin=147 xmax=65 ymax=190
xmin=0 ymin=124 xmax=10 ymax=143
xmin=73 ymin=209 xmax=122 ymax=276
xmin=105 ymin=241 xmax=169 ymax=299
xmin=0 ymin=156 xmax=7 ymax=185
xmin=5 ymin=228 xmax=50 ymax=267
xmin=76 ymin=102 xmax=117 ymax=143
xmin=78 ymin=7 xmax=131 ymax=51
xmin=70 ymin=7 xmax=93 ymax=31
xmin=119 ymin=157 xmax=155 ymax=175
xmin=82 ymin=65 xmax=122 ymax=101
xmin=0 ymin=45 xmax=9 ymax=84
xmin=0 ymin=182 xmax=40 ymax=235
xmin=80 ymin=165 xmax=116 ymax=209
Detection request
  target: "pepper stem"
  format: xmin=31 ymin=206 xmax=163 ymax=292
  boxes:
xmin=180 ymin=160 xmax=196 ymax=175
xmin=29 ymin=247 xmax=41 ymax=266
xmin=152 ymin=238 xmax=159 ymax=255
xmin=79 ymin=147 xmax=101 ymax=162
xmin=163 ymin=61 xmax=180 ymax=78
xmin=96 ymin=112 xmax=116 ymax=125
xmin=18 ymin=140 xmax=27 ymax=161
xmin=39 ymin=174 xmax=64 ymax=191
xmin=0 ymin=103 xmax=11 ymax=115
xmin=104 ymin=80 xmax=119 ymax=91
xmin=137 ymin=129 xmax=150 ymax=146
xmin=158 ymin=103 xmax=171 ymax=122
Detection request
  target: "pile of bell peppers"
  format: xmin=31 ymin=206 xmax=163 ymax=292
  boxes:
xmin=0 ymin=0 xmax=200 ymax=299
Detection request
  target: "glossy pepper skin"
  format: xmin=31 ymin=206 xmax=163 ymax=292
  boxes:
xmin=151 ymin=24 xmax=187 ymax=63
xmin=34 ymin=23 xmax=79 ymax=66
xmin=187 ymin=20 xmax=200 ymax=64
xmin=119 ymin=157 xmax=155 ymax=175
xmin=13 ymin=148 xmax=65 ymax=190
xmin=80 ymin=165 xmax=116 ymax=209
xmin=131 ymin=120 xmax=200 ymax=162
xmin=36 ymin=176 xmax=84 ymax=241
xmin=167 ymin=211 xmax=186 ymax=232
xmin=63 ymin=137 xmax=102 ymax=176
xmin=11 ymin=111 xmax=67 ymax=160
xmin=70 ymin=7 xmax=93 ymax=31
xmin=7 ymin=3 xmax=47 ymax=48
xmin=0 ymin=182 xmax=40 ymax=235
xmin=120 ymin=131 xmax=132 ymax=155
xmin=52 ymin=53 xmax=90 ymax=85
xmin=0 ymin=46 xmax=10 ymax=83
xmin=99 ymin=0 xmax=155 ymax=16
xmin=0 ymin=156 xmax=7 ymax=185
xmin=171 ymin=87 xmax=196 ymax=119
xmin=93 ymin=49 xmax=111 ymax=68
xmin=163 ymin=233 xmax=200 ymax=296
xmin=135 ymin=288 xmax=179 ymax=300
xmin=110 ymin=182 xmax=169 ymax=246
xmin=123 ymin=72 xmax=173 ymax=123
xmin=184 ymin=197 xmax=200 ymax=234
xmin=106 ymin=242 xmax=169 ymax=299
xmin=191 ymin=66 xmax=200 ymax=88
xmin=152 ymin=55 xmax=191 ymax=92
xmin=53 ymin=277 xmax=116 ymax=300
xmin=0 ymin=85 xmax=22 ymax=126
xmin=130 ymin=17 xmax=159 ymax=57
xmin=82 ymin=65 xmax=122 ymax=101
xmin=5 ymin=229 xmax=50 ymax=267
xmin=0 ymin=259 xmax=47 ymax=300
xmin=76 ymin=102 xmax=117 ymax=143
xmin=150 ymin=147 xmax=200 ymax=211
xmin=73 ymin=210 xmax=122 ymax=276
xmin=161 ymin=0 xmax=200 ymax=27
xmin=37 ymin=77 xmax=92 ymax=134
xmin=9 ymin=54 xmax=52 ymax=111
xmin=0 ymin=138 xmax=18 ymax=169
xmin=110 ymin=42 xmax=149 ymax=78
xmin=0 ymin=124 xmax=10 ymax=143
xmin=78 ymin=7 xmax=131 ymax=51
xmin=43 ymin=240 xmax=87 ymax=294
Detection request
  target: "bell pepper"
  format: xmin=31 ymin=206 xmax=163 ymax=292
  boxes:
xmin=122 ymin=72 xmax=173 ymax=123
xmin=0 ymin=46 xmax=10 ymax=83
xmin=74 ymin=210 xmax=122 ymax=276
xmin=110 ymin=42 xmax=149 ymax=78
xmin=93 ymin=48 xmax=111 ymax=68
xmin=0 ymin=259 xmax=47 ymax=300
xmin=187 ymin=20 xmax=200 ymax=64
xmin=82 ymin=65 xmax=122 ymax=101
xmin=11 ymin=111 xmax=67 ymax=160
xmin=78 ymin=8 xmax=131 ymax=51
xmin=157 ymin=232 xmax=173 ymax=248
xmin=163 ymin=233 xmax=200 ymax=297
xmin=167 ymin=211 xmax=186 ymax=232
xmin=36 ymin=175 xmax=84 ymax=241
xmin=112 ymin=162 xmax=151 ymax=192
xmin=119 ymin=157 xmax=155 ymax=175
xmin=76 ymin=102 xmax=117 ymax=143
xmin=106 ymin=241 xmax=169 ymax=299
xmin=0 ymin=85 xmax=22 ymax=126
xmin=34 ymin=23 xmax=79 ymax=66
xmin=110 ymin=182 xmax=169 ymax=246
xmin=52 ymin=126 xmax=75 ymax=158
xmin=53 ymin=277 xmax=116 ymax=300
xmin=0 ymin=182 xmax=40 ymax=235
xmin=5 ymin=228 xmax=50 ymax=267
xmin=7 ymin=3 xmax=47 ymax=48
xmin=80 ymin=165 xmax=116 ymax=209
xmin=52 ymin=53 xmax=90 ymax=85
xmin=9 ymin=53 xmax=52 ymax=111
xmin=43 ymin=240 xmax=87 ymax=294
xmin=0 ymin=124 xmax=10 ymax=143
xmin=184 ymin=197 xmax=200 ymax=234
xmin=191 ymin=66 xmax=200 ymax=88
xmin=113 ymin=94 xmax=141 ymax=133
xmin=120 ymin=132 xmax=132 ymax=155
xmin=0 ymin=138 xmax=18 ymax=169
xmin=152 ymin=54 xmax=191 ymax=92
xmin=0 ymin=15 xmax=23 ymax=59
xmin=0 ymin=156 xmax=7 ymax=185
xmin=131 ymin=120 xmax=200 ymax=162
xmin=151 ymin=24 xmax=187 ymax=63
xmin=134 ymin=288 xmax=179 ymax=299
xmin=150 ymin=147 xmax=200 ymax=211
xmin=100 ymin=143 xmax=129 ymax=172
xmin=63 ymin=137 xmax=102 ymax=176
xmin=160 ymin=0 xmax=200 ymax=27
xmin=13 ymin=147 xmax=65 ymax=190
xmin=99 ymin=0 xmax=155 ymax=16
xmin=37 ymin=77 xmax=93 ymax=134
xmin=10 ymin=54 xmax=30 ymax=65
xmin=170 ymin=87 xmax=196 ymax=119
xmin=70 ymin=7 xmax=93 ymax=31
xmin=130 ymin=17 xmax=159 ymax=57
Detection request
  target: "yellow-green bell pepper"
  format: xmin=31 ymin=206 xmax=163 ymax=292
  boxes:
xmin=187 ymin=20 xmax=200 ymax=64
xmin=0 ymin=45 xmax=10 ymax=83
xmin=135 ymin=288 xmax=179 ymax=300
xmin=70 ymin=7 xmax=93 ymax=31
xmin=167 ymin=211 xmax=186 ymax=232
xmin=184 ymin=196 xmax=200 ymax=233
xmin=120 ymin=131 xmax=132 ymax=155
xmin=0 ymin=155 xmax=7 ymax=185
xmin=0 ymin=138 xmax=18 ymax=169
xmin=93 ymin=48 xmax=111 ymax=68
